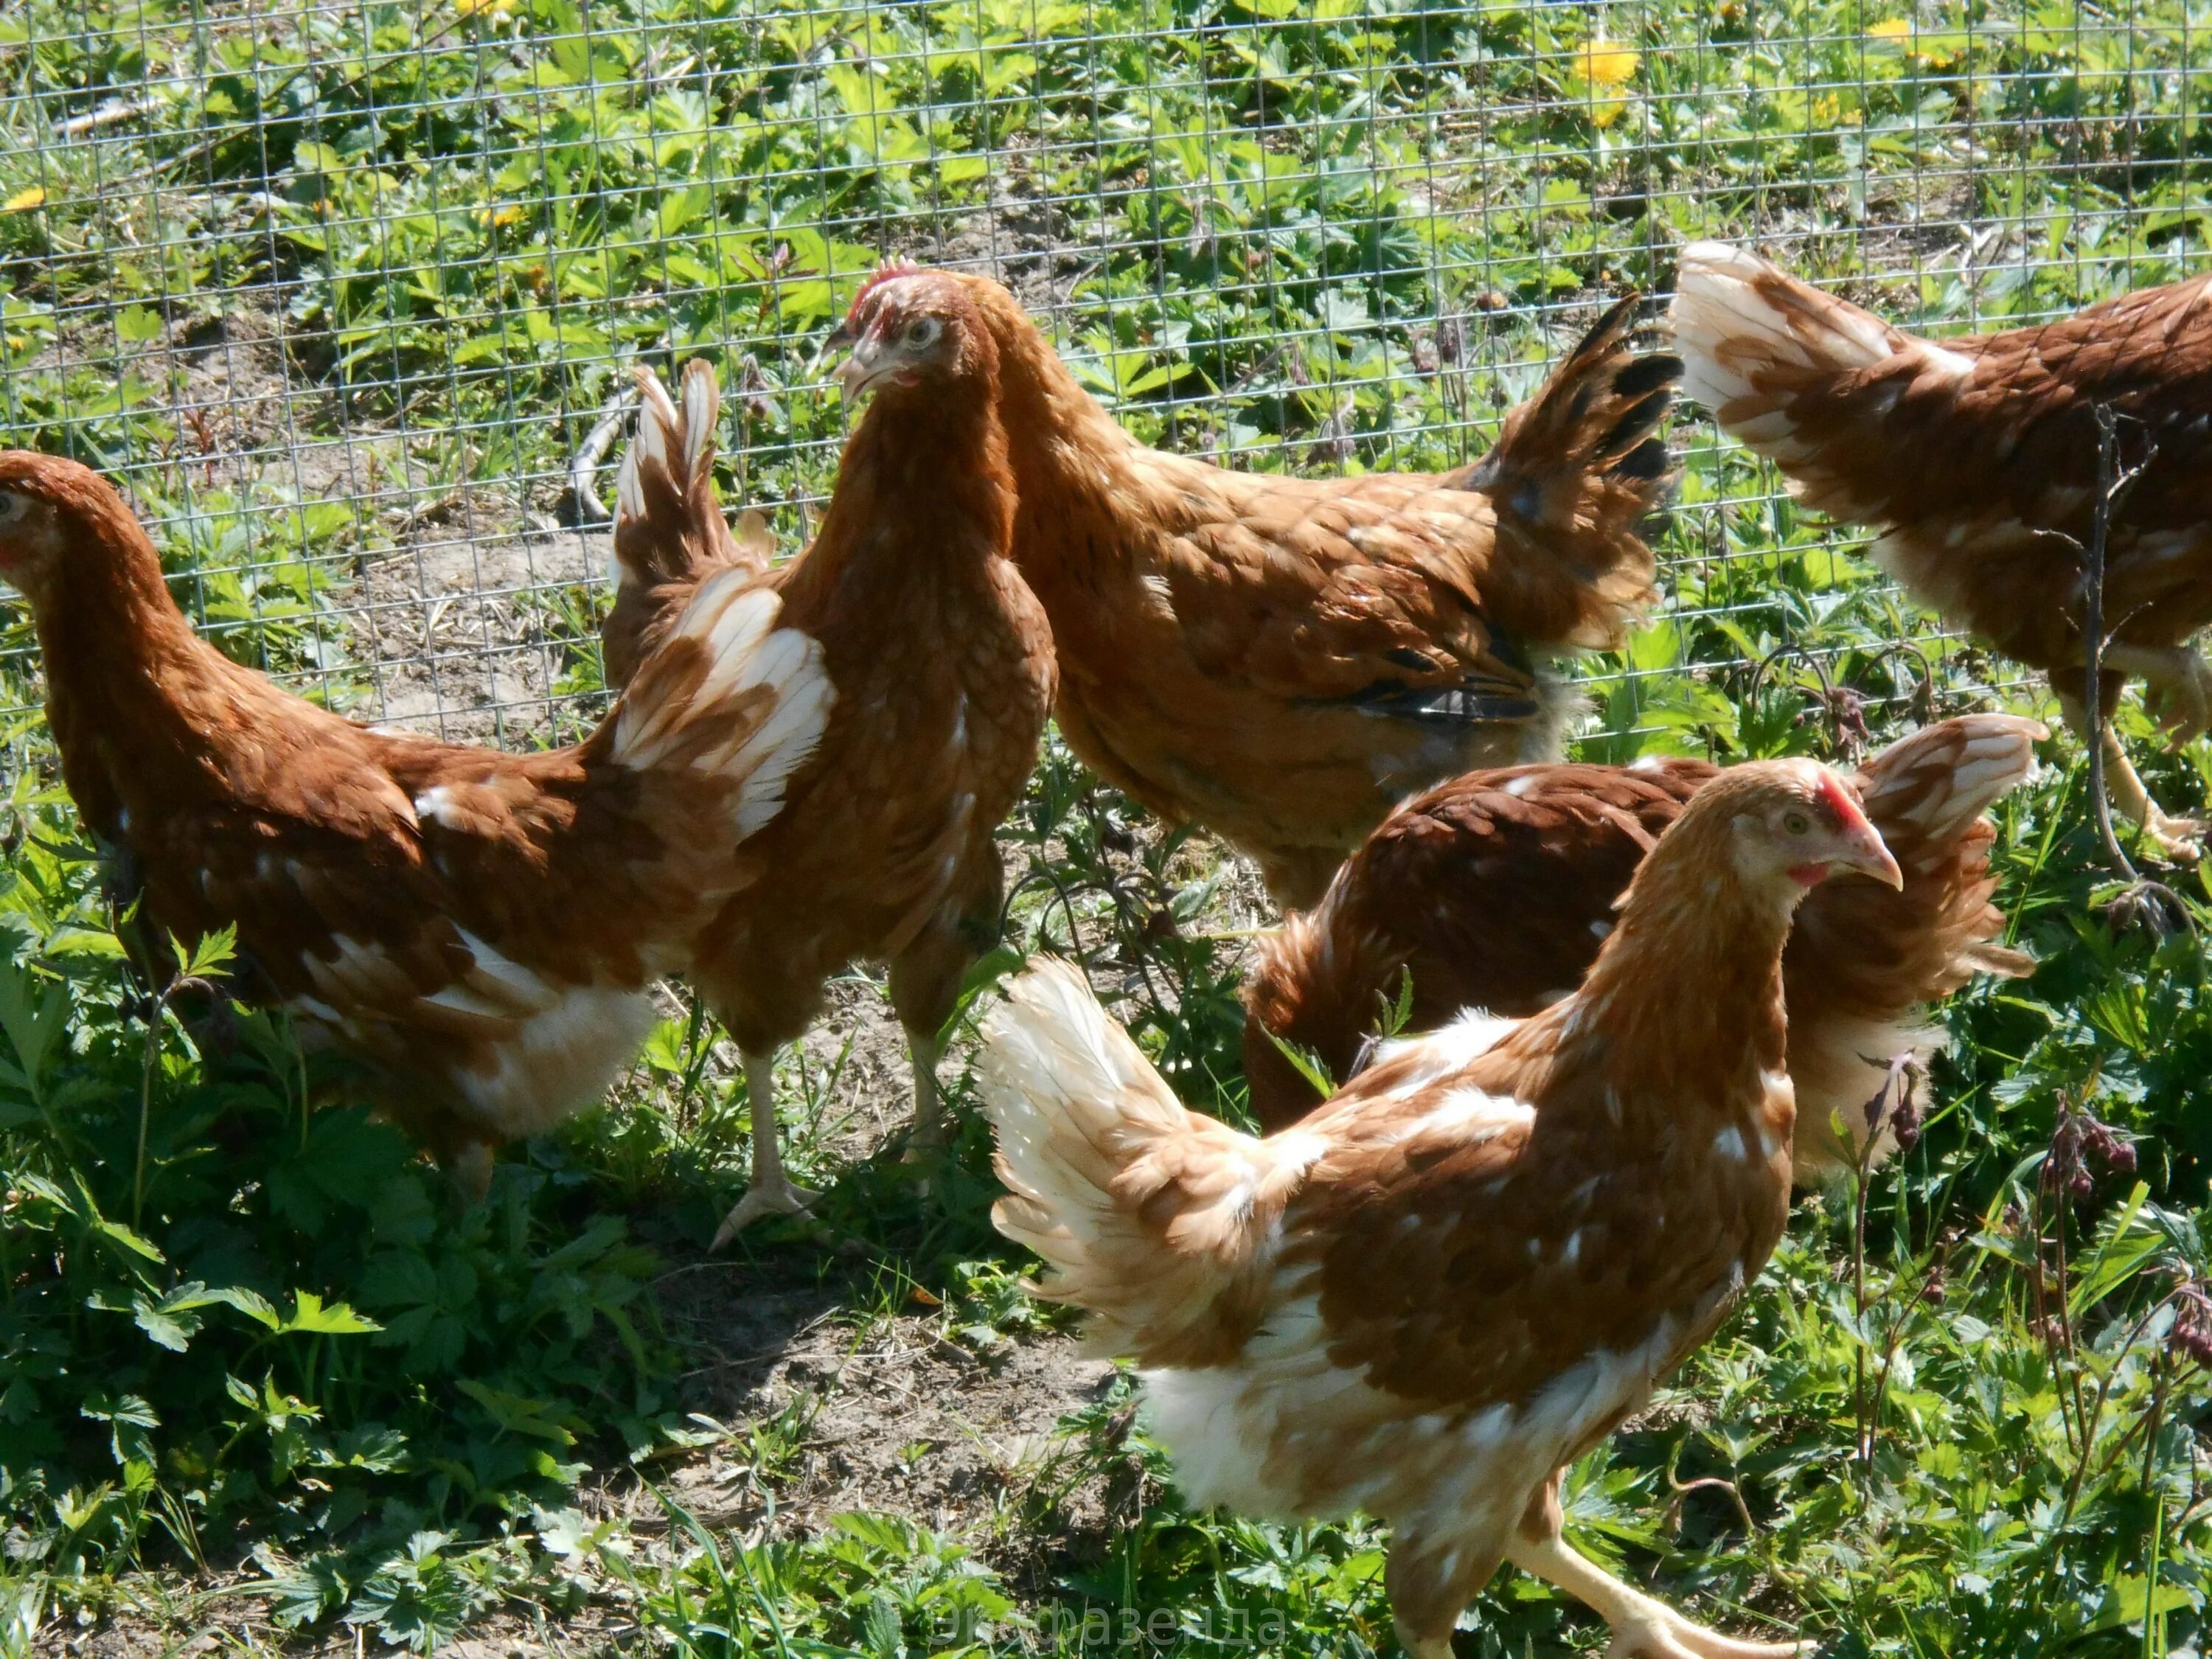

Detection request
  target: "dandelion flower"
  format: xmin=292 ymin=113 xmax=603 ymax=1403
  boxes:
xmin=1580 ymin=38 xmax=1641 ymax=87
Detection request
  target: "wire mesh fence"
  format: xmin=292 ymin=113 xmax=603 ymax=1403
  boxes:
xmin=0 ymin=0 xmax=2200 ymax=756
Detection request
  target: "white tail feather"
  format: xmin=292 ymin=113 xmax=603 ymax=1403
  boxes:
xmin=1672 ymin=240 xmax=1914 ymax=417
xmin=1674 ymin=240 xmax=1985 ymax=437
xmin=1857 ymin=714 xmax=2045 ymax=844
xmin=678 ymin=359 xmax=719 ymax=480
xmin=981 ymin=960 xmax=1315 ymax=1357
xmin=633 ymin=366 xmax=678 ymax=476
xmin=613 ymin=361 xmax=717 ymax=559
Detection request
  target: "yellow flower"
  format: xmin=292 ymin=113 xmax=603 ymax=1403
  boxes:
xmin=1868 ymin=17 xmax=1911 ymax=38
xmin=2 ymin=187 xmax=46 ymax=214
xmin=479 ymin=204 xmax=526 ymax=229
xmin=454 ymin=0 xmax=515 ymax=19
xmin=1580 ymin=38 xmax=1641 ymax=87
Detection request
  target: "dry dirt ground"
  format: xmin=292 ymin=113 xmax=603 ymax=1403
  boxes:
xmin=52 ymin=1312 xmax=1130 ymax=1659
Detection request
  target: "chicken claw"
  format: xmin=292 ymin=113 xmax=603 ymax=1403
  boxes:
xmin=710 ymin=1176 xmax=821 ymax=1248
xmin=897 ymin=1027 xmax=950 ymax=1173
xmin=2099 ymin=725 xmax=2206 ymax=862
xmin=1510 ymin=1535 xmax=1806 ymax=1659
xmin=2056 ymin=688 xmax=2205 ymax=863
xmin=1603 ymin=1613 xmax=1808 ymax=1659
xmin=709 ymin=1049 xmax=819 ymax=1248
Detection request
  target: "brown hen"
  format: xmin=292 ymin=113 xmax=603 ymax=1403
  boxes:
xmin=611 ymin=281 xmax=1055 ymax=1242
xmin=1244 ymin=714 xmax=2042 ymax=1178
xmin=1674 ymin=241 xmax=2212 ymax=856
xmin=840 ymin=269 xmax=1680 ymax=905
xmin=0 ymin=451 xmax=831 ymax=1188
xmin=982 ymin=760 xmax=1900 ymax=1658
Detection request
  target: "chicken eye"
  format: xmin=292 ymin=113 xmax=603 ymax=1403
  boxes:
xmin=1782 ymin=810 xmax=1812 ymax=835
xmin=905 ymin=318 xmax=939 ymax=347
xmin=0 ymin=493 xmax=26 ymax=525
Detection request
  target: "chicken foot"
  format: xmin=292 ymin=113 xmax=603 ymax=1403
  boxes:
xmin=710 ymin=1049 xmax=820 ymax=1247
xmin=2056 ymin=685 xmax=2205 ymax=861
xmin=1503 ymin=1534 xmax=1806 ymax=1659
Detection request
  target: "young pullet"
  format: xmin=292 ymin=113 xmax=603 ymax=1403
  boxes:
xmin=1243 ymin=714 xmax=2042 ymax=1178
xmin=981 ymin=760 xmax=1902 ymax=1659
xmin=0 ymin=451 xmax=831 ymax=1187
xmin=1674 ymin=241 xmax=2212 ymax=858
xmin=611 ymin=284 xmax=1056 ymax=1242
xmin=840 ymin=268 xmax=1680 ymax=905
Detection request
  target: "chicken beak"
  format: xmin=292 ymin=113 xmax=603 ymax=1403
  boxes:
xmin=833 ymin=338 xmax=889 ymax=400
xmin=807 ymin=321 xmax=855 ymax=383
xmin=1832 ymin=814 xmax=1904 ymax=889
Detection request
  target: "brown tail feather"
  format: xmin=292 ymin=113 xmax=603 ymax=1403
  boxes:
xmin=603 ymin=361 xmax=773 ymax=689
xmin=1444 ymin=294 xmax=1681 ymax=649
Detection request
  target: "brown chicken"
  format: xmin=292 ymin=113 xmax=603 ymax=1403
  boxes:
xmin=1243 ymin=714 xmax=2042 ymax=1179
xmin=835 ymin=267 xmax=1680 ymax=905
xmin=0 ymin=451 xmax=832 ymax=1187
xmin=611 ymin=280 xmax=1056 ymax=1242
xmin=983 ymin=760 xmax=1901 ymax=1658
xmin=1674 ymin=241 xmax=2212 ymax=857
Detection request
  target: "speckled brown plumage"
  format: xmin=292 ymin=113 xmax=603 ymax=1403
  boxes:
xmin=1675 ymin=241 xmax=2212 ymax=852
xmin=845 ymin=273 xmax=1680 ymax=906
xmin=0 ymin=451 xmax=831 ymax=1179
xmin=981 ymin=761 xmax=1896 ymax=1658
xmin=1243 ymin=715 xmax=2041 ymax=1179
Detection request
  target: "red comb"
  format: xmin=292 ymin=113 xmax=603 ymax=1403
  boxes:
xmin=846 ymin=259 xmax=925 ymax=326
xmin=1815 ymin=768 xmax=1863 ymax=827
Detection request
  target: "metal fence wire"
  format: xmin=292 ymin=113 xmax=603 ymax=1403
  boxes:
xmin=0 ymin=0 xmax=2197 ymax=757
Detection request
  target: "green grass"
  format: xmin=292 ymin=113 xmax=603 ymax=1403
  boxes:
xmin=3 ymin=0 xmax=2212 ymax=1652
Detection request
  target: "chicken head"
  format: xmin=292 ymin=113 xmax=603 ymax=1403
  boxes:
xmin=827 ymin=262 xmax=998 ymax=402
xmin=1725 ymin=762 xmax=1903 ymax=897
xmin=0 ymin=451 xmax=136 ymax=604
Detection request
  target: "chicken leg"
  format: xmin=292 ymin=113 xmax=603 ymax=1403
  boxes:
xmin=888 ymin=857 xmax=1004 ymax=1163
xmin=448 ymin=1141 xmax=497 ymax=1201
xmin=1504 ymin=1533 xmax=1806 ymax=1659
xmin=902 ymin=1025 xmax=946 ymax=1158
xmin=2055 ymin=684 xmax=2205 ymax=860
xmin=710 ymin=1049 xmax=820 ymax=1245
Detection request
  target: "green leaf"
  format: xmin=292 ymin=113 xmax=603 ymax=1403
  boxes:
xmin=114 ymin=306 xmax=164 ymax=344
xmin=0 ymin=957 xmax=72 ymax=1102
xmin=274 ymin=1290 xmax=381 ymax=1336
xmin=453 ymin=1380 xmax=577 ymax=1445
xmin=1261 ymin=1026 xmax=1335 ymax=1097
